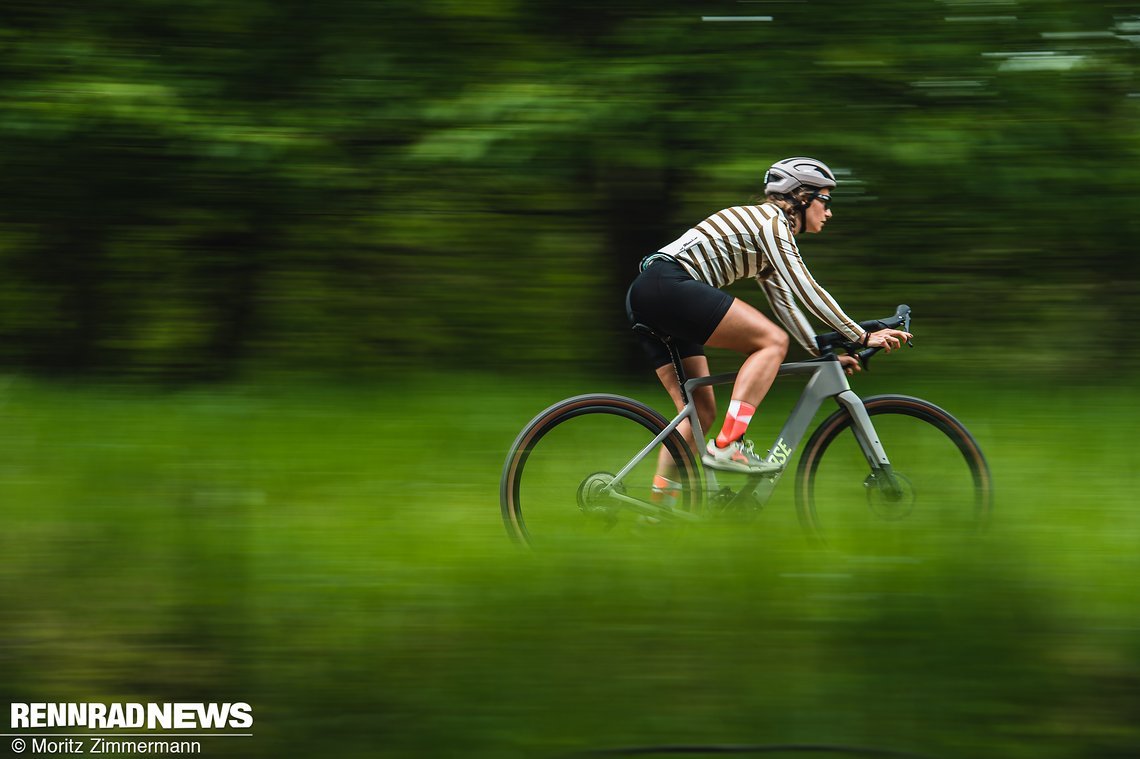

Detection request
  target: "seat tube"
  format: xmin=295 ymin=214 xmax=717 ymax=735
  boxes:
xmin=684 ymin=376 xmax=720 ymax=491
xmin=836 ymin=391 xmax=891 ymax=468
xmin=683 ymin=386 xmax=706 ymax=447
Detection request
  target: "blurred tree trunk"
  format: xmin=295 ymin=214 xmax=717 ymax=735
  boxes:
xmin=42 ymin=225 xmax=108 ymax=374
xmin=598 ymin=132 xmax=684 ymax=376
xmin=601 ymin=172 xmax=674 ymax=376
xmin=192 ymin=222 xmax=272 ymax=380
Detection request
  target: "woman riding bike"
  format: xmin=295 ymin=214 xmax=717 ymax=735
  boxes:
xmin=625 ymin=156 xmax=912 ymax=506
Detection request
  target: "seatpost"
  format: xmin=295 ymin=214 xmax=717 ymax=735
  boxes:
xmin=632 ymin=322 xmax=689 ymax=404
xmin=667 ymin=338 xmax=689 ymax=405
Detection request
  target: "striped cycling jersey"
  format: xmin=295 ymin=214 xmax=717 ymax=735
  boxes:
xmin=657 ymin=202 xmax=865 ymax=357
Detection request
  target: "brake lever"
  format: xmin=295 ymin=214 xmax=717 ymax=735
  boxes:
xmin=848 ymin=305 xmax=914 ymax=370
xmin=898 ymin=304 xmax=914 ymax=347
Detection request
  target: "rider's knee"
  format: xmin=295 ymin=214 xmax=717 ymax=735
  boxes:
xmin=770 ymin=328 xmax=790 ymax=356
xmin=742 ymin=326 xmax=789 ymax=356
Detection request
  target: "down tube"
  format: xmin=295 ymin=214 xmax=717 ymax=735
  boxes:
xmin=751 ymin=361 xmax=853 ymax=504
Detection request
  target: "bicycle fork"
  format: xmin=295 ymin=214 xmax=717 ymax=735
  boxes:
xmin=836 ymin=390 xmax=904 ymax=499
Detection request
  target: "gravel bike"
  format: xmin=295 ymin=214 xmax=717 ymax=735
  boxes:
xmin=500 ymin=305 xmax=992 ymax=551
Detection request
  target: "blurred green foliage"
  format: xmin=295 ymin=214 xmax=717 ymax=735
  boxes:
xmin=1 ymin=373 xmax=1138 ymax=757
xmin=1 ymin=1 xmax=1138 ymax=378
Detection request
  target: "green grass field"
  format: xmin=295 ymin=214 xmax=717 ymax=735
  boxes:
xmin=1 ymin=369 xmax=1138 ymax=758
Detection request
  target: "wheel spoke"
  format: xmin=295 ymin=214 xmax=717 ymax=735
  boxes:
xmin=502 ymin=396 xmax=698 ymax=549
xmin=798 ymin=396 xmax=991 ymax=554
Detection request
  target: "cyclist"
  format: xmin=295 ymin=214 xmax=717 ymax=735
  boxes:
xmin=625 ymin=156 xmax=912 ymax=504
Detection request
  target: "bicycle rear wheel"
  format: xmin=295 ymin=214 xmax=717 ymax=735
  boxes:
xmin=501 ymin=394 xmax=701 ymax=549
xmin=795 ymin=395 xmax=992 ymax=553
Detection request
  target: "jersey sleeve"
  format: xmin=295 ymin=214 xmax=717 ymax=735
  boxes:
xmin=759 ymin=215 xmax=866 ymax=351
xmin=757 ymin=276 xmax=823 ymax=357
xmin=756 ymin=214 xmax=861 ymax=346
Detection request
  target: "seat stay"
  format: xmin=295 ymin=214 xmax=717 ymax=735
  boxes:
xmin=601 ymin=399 xmax=703 ymax=495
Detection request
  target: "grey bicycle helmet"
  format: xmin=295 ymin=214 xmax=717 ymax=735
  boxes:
xmin=763 ymin=156 xmax=837 ymax=195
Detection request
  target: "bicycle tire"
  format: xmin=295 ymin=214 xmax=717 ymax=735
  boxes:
xmin=795 ymin=394 xmax=992 ymax=550
xmin=501 ymin=394 xmax=701 ymax=547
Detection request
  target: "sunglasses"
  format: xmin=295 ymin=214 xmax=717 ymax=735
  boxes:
xmin=811 ymin=193 xmax=832 ymax=209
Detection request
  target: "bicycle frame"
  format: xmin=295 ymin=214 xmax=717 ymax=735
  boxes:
xmin=602 ymin=357 xmax=894 ymax=516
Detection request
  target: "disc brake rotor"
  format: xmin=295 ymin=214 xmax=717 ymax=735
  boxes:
xmin=864 ymin=471 xmax=916 ymax=520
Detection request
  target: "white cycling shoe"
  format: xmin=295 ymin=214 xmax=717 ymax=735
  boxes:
xmin=703 ymin=438 xmax=783 ymax=475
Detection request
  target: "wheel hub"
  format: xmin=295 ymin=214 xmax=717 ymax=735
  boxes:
xmin=577 ymin=472 xmax=623 ymax=522
xmin=864 ymin=471 xmax=916 ymax=520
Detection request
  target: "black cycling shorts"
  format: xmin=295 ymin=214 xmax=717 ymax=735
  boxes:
xmin=625 ymin=258 xmax=735 ymax=369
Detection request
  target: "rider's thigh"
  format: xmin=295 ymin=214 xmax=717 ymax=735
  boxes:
xmin=705 ymin=299 xmax=789 ymax=355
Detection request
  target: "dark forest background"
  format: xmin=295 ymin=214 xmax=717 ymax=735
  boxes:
xmin=1 ymin=0 xmax=1137 ymax=380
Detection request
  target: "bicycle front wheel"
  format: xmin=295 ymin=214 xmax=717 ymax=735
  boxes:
xmin=795 ymin=394 xmax=992 ymax=553
xmin=501 ymin=394 xmax=701 ymax=549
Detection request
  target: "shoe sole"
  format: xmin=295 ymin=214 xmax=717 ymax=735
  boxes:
xmin=702 ymin=453 xmax=782 ymax=476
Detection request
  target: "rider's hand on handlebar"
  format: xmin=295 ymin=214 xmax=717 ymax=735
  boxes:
xmin=864 ymin=328 xmax=912 ymax=353
xmin=838 ymin=354 xmax=862 ymax=376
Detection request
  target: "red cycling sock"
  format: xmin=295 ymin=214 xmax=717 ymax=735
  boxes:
xmin=715 ymin=400 xmax=756 ymax=448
